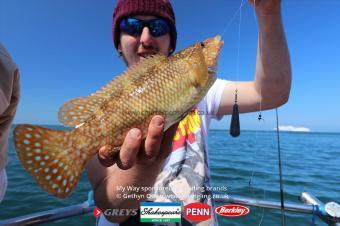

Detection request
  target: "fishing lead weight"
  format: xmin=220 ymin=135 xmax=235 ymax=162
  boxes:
xmin=230 ymin=103 xmax=240 ymax=137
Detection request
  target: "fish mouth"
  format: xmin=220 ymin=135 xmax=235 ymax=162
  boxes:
xmin=201 ymin=35 xmax=223 ymax=69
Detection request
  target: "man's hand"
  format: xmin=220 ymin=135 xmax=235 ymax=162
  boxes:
xmin=248 ymin=0 xmax=281 ymax=16
xmin=97 ymin=115 xmax=178 ymax=169
xmin=85 ymin=115 xmax=178 ymax=223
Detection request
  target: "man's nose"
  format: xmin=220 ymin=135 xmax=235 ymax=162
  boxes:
xmin=140 ymin=27 xmax=153 ymax=46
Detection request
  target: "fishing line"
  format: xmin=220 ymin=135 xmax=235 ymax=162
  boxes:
xmin=249 ymin=1 xmax=266 ymax=224
xmin=249 ymin=0 xmax=263 ymax=182
xmin=221 ymin=1 xmax=245 ymax=38
xmin=250 ymin=0 xmax=264 ymax=120
xmin=231 ymin=3 xmax=266 ymax=224
xmin=276 ymin=108 xmax=286 ymax=226
xmin=247 ymin=0 xmax=259 ymax=196
xmin=248 ymin=0 xmax=260 ymax=190
xmin=248 ymin=119 xmax=267 ymax=226
xmin=229 ymin=0 xmax=244 ymax=137
xmin=235 ymin=0 xmax=243 ymax=85
xmin=258 ymin=188 xmax=266 ymax=226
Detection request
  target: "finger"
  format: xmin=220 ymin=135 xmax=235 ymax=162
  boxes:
xmin=158 ymin=122 xmax=179 ymax=160
xmin=116 ymin=128 xmax=142 ymax=170
xmin=143 ymin=115 xmax=165 ymax=159
xmin=97 ymin=145 xmax=118 ymax=167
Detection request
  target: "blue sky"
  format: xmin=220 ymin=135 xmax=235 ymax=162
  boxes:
xmin=1 ymin=0 xmax=340 ymax=132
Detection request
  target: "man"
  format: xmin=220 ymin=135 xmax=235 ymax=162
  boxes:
xmin=86 ymin=0 xmax=291 ymax=225
xmin=0 ymin=43 xmax=20 ymax=203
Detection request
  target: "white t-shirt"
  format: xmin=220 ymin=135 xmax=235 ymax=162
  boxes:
xmin=99 ymin=79 xmax=228 ymax=226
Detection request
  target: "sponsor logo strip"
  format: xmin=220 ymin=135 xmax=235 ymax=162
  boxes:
xmin=140 ymin=202 xmax=181 ymax=223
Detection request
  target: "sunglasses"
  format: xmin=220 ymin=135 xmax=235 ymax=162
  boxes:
xmin=119 ymin=17 xmax=170 ymax=38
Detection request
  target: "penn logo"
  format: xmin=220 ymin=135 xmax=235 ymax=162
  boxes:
xmin=215 ymin=204 xmax=250 ymax=217
xmin=184 ymin=202 xmax=211 ymax=221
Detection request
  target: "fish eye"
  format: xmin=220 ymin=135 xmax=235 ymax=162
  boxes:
xmin=200 ymin=42 xmax=205 ymax=48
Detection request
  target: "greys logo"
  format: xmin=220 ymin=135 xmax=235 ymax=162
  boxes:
xmin=103 ymin=209 xmax=138 ymax=216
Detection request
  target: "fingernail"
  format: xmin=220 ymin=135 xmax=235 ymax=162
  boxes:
xmin=129 ymin=128 xmax=141 ymax=138
xmin=153 ymin=116 xmax=164 ymax=127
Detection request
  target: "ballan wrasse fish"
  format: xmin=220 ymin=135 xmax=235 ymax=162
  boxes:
xmin=13 ymin=36 xmax=223 ymax=198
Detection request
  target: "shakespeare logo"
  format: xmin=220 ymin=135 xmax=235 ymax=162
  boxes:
xmin=140 ymin=202 xmax=181 ymax=223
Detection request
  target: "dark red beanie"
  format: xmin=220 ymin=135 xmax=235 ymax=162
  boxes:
xmin=112 ymin=0 xmax=177 ymax=53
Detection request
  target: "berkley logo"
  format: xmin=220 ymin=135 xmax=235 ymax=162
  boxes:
xmin=184 ymin=202 xmax=211 ymax=221
xmin=215 ymin=204 xmax=250 ymax=217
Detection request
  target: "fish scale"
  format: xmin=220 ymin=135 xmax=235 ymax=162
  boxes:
xmin=13 ymin=36 xmax=223 ymax=198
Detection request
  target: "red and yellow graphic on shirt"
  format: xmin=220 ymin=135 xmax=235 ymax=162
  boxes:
xmin=172 ymin=109 xmax=201 ymax=151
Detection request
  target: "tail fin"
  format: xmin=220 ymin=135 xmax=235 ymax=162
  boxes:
xmin=13 ymin=124 xmax=85 ymax=198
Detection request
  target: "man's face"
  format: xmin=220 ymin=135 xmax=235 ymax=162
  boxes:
xmin=118 ymin=15 xmax=172 ymax=67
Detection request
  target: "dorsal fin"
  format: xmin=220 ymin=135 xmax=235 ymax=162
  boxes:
xmin=58 ymin=55 xmax=167 ymax=127
xmin=58 ymin=96 xmax=104 ymax=127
